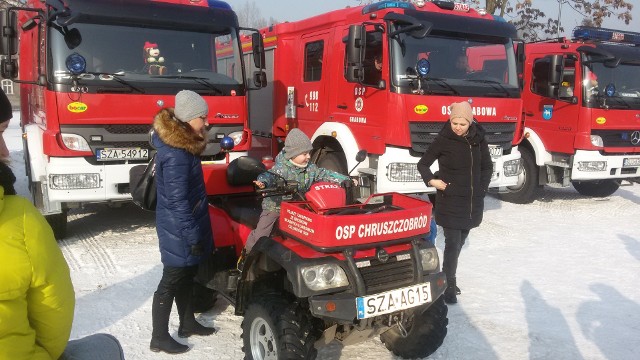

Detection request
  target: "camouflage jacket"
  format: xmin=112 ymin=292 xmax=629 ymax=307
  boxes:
xmin=258 ymin=152 xmax=350 ymax=213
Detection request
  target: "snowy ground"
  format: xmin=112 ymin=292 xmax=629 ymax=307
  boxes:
xmin=5 ymin=113 xmax=640 ymax=359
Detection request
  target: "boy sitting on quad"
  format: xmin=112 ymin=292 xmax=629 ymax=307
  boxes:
xmin=243 ymin=129 xmax=354 ymax=256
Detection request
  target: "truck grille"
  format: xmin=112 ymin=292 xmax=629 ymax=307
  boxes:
xmin=359 ymin=256 xmax=415 ymax=295
xmin=409 ymin=121 xmax=515 ymax=154
xmin=592 ymin=129 xmax=640 ymax=148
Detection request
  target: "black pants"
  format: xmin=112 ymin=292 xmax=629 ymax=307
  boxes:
xmin=155 ymin=265 xmax=198 ymax=301
xmin=442 ymin=227 xmax=470 ymax=281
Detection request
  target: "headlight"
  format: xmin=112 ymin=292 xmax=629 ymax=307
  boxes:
xmin=50 ymin=173 xmax=100 ymax=189
xmin=387 ymin=163 xmax=422 ymax=182
xmin=419 ymin=248 xmax=439 ymax=271
xmin=228 ymin=131 xmax=246 ymax=146
xmin=504 ymin=159 xmax=522 ymax=177
xmin=577 ymin=161 xmax=607 ymax=171
xmin=590 ymin=135 xmax=604 ymax=147
xmin=301 ymin=264 xmax=349 ymax=291
xmin=61 ymin=133 xmax=91 ymax=151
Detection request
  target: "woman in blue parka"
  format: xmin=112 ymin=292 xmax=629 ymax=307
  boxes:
xmin=150 ymin=90 xmax=215 ymax=354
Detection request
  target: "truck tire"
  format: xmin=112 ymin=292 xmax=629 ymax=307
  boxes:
xmin=242 ymin=295 xmax=319 ymax=360
xmin=498 ymin=147 xmax=540 ymax=204
xmin=380 ymin=296 xmax=448 ymax=359
xmin=192 ymin=283 xmax=218 ymax=313
xmin=572 ymin=179 xmax=620 ymax=197
xmin=46 ymin=211 xmax=68 ymax=240
xmin=316 ymin=151 xmax=347 ymax=175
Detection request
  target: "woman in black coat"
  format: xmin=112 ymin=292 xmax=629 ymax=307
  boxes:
xmin=417 ymin=101 xmax=493 ymax=304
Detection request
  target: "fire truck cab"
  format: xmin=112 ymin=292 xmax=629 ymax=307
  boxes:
xmin=0 ymin=0 xmax=265 ymax=238
xmin=501 ymin=27 xmax=640 ymax=203
xmin=245 ymin=0 xmax=523 ymax=198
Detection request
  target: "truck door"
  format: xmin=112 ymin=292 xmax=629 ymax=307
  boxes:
xmin=295 ymin=31 xmax=331 ymax=130
xmin=332 ymin=27 xmax=386 ymax=147
xmin=525 ymin=54 xmax=580 ymax=154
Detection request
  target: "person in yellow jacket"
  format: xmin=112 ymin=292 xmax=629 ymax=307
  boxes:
xmin=0 ymin=161 xmax=75 ymax=359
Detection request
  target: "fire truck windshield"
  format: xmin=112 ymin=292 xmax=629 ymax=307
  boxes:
xmin=582 ymin=47 xmax=640 ymax=110
xmin=391 ymin=31 xmax=519 ymax=98
xmin=49 ymin=23 xmax=245 ymax=95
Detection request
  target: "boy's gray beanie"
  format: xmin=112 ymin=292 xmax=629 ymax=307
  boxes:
xmin=174 ymin=90 xmax=208 ymax=122
xmin=283 ymin=128 xmax=313 ymax=160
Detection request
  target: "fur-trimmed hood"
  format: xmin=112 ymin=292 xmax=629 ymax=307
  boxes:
xmin=153 ymin=108 xmax=207 ymax=155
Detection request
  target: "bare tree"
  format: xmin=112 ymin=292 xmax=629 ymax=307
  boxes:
xmin=235 ymin=0 xmax=269 ymax=28
xmin=1 ymin=0 xmax=25 ymax=10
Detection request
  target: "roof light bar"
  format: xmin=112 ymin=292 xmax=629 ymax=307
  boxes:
xmin=572 ymin=26 xmax=640 ymax=46
xmin=207 ymin=0 xmax=231 ymax=10
xmin=362 ymin=1 xmax=416 ymax=15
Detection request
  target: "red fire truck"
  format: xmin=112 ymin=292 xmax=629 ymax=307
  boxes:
xmin=243 ymin=0 xmax=523 ymax=198
xmin=500 ymin=27 xmax=640 ymax=203
xmin=0 ymin=0 xmax=265 ymax=237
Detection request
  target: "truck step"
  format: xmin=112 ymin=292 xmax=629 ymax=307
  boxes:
xmin=544 ymin=161 xmax=571 ymax=168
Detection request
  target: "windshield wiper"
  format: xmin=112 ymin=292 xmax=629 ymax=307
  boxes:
xmin=466 ymin=79 xmax=513 ymax=98
xmin=423 ymin=77 xmax=461 ymax=95
xmin=152 ymin=75 xmax=224 ymax=95
xmin=82 ymin=72 xmax=145 ymax=94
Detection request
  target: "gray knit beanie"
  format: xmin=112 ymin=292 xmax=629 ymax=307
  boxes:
xmin=174 ymin=90 xmax=208 ymax=122
xmin=283 ymin=128 xmax=313 ymax=160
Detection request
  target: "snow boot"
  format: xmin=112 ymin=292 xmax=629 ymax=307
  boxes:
xmin=176 ymin=285 xmax=216 ymax=338
xmin=150 ymin=293 xmax=190 ymax=354
xmin=444 ymin=278 xmax=458 ymax=304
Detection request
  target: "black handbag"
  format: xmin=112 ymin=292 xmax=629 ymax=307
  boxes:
xmin=129 ymin=153 xmax=157 ymax=211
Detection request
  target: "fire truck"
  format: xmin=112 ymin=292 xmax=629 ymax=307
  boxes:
xmin=500 ymin=27 xmax=640 ymax=203
xmin=243 ymin=0 xmax=523 ymax=198
xmin=0 ymin=0 xmax=266 ymax=238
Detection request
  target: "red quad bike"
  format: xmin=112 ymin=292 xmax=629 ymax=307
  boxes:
xmin=197 ymin=148 xmax=448 ymax=360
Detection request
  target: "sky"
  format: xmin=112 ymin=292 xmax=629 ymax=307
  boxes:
xmin=224 ymin=0 xmax=640 ymax=37
xmin=5 ymin=111 xmax=640 ymax=359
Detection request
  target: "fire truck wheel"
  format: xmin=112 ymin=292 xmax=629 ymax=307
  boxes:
xmin=242 ymin=295 xmax=319 ymax=360
xmin=572 ymin=179 xmax=620 ymax=198
xmin=316 ymin=151 xmax=347 ymax=175
xmin=45 ymin=211 xmax=68 ymax=241
xmin=192 ymin=283 xmax=218 ymax=313
xmin=499 ymin=147 xmax=540 ymax=204
xmin=380 ymin=296 xmax=448 ymax=359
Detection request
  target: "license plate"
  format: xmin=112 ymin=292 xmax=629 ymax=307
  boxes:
xmin=356 ymin=282 xmax=432 ymax=319
xmin=488 ymin=145 xmax=503 ymax=158
xmin=97 ymin=148 xmax=149 ymax=161
xmin=623 ymin=157 xmax=640 ymax=167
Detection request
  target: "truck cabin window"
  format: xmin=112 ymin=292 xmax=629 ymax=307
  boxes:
xmin=304 ymin=40 xmax=324 ymax=82
xmin=49 ymin=23 xmax=245 ymax=94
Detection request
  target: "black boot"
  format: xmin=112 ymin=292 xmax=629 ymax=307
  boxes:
xmin=176 ymin=284 xmax=216 ymax=338
xmin=150 ymin=293 xmax=190 ymax=354
xmin=444 ymin=278 xmax=458 ymax=304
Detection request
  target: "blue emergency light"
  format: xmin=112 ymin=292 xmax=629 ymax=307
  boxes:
xmin=65 ymin=53 xmax=86 ymax=75
xmin=207 ymin=0 xmax=231 ymax=10
xmin=572 ymin=26 xmax=640 ymax=46
xmin=362 ymin=1 xmax=415 ymax=15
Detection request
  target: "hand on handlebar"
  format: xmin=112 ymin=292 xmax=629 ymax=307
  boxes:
xmin=253 ymin=180 xmax=265 ymax=189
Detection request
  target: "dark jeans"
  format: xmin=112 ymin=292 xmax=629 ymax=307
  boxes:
xmin=442 ymin=227 xmax=470 ymax=282
xmin=156 ymin=265 xmax=198 ymax=300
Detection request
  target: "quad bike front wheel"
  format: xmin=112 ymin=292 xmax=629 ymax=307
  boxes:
xmin=380 ymin=296 xmax=448 ymax=358
xmin=242 ymin=295 xmax=320 ymax=360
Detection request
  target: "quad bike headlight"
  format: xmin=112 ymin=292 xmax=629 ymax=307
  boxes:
xmin=301 ymin=264 xmax=349 ymax=291
xmin=419 ymin=248 xmax=439 ymax=271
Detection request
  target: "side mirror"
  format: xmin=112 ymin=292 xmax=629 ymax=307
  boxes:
xmin=346 ymin=25 xmax=364 ymax=83
xmin=252 ymin=32 xmax=265 ymax=69
xmin=0 ymin=10 xmax=18 ymax=56
xmin=355 ymin=149 xmax=367 ymax=162
xmin=253 ymin=70 xmax=267 ymax=88
xmin=547 ymin=55 xmax=564 ymax=98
